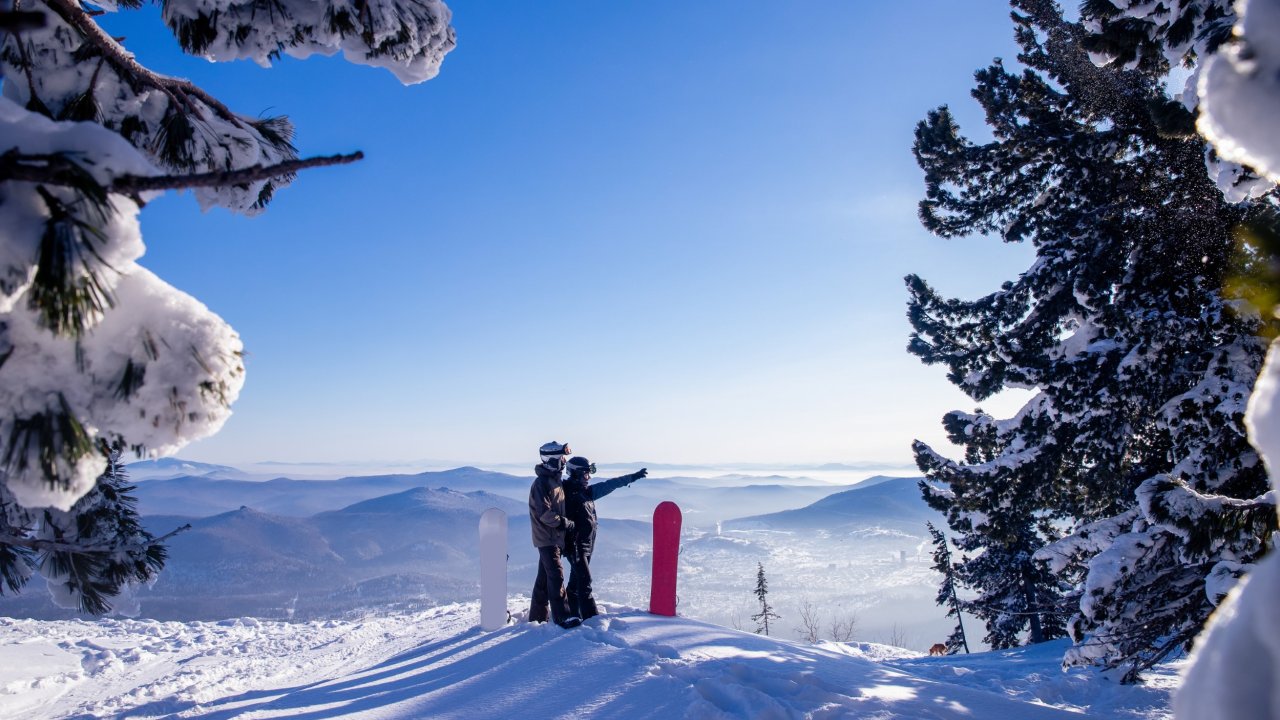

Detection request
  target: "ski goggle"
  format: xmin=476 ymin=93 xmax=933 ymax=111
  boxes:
xmin=569 ymin=462 xmax=597 ymax=475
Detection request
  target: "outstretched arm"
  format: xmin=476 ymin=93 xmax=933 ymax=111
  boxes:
xmin=590 ymin=468 xmax=648 ymax=500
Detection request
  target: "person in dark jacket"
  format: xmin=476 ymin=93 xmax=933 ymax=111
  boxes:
xmin=528 ymin=441 xmax=581 ymax=628
xmin=564 ymin=456 xmax=647 ymax=620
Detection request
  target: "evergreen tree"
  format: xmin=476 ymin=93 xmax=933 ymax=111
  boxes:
xmin=0 ymin=2 xmax=455 ymax=594
xmin=751 ymin=562 xmax=780 ymax=636
xmin=1079 ymin=0 xmax=1271 ymax=201
xmin=0 ymin=447 xmax=186 ymax=614
xmin=926 ymin=522 xmax=970 ymax=655
xmin=908 ymin=0 xmax=1274 ymax=679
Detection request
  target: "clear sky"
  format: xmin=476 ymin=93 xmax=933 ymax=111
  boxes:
xmin=98 ymin=1 xmax=1037 ymax=471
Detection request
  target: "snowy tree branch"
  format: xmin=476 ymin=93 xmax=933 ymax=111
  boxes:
xmin=41 ymin=0 xmax=241 ymax=123
xmin=0 ymin=523 xmax=191 ymax=554
xmin=0 ymin=150 xmax=364 ymax=194
xmin=0 ymin=9 xmax=46 ymax=32
xmin=114 ymin=153 xmax=364 ymax=193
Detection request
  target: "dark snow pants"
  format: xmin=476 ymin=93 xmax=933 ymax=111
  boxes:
xmin=530 ymin=545 xmax=573 ymax=625
xmin=567 ymin=540 xmax=599 ymax=620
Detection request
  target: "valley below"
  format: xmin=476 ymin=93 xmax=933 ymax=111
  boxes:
xmin=0 ymin=463 xmax=963 ymax=651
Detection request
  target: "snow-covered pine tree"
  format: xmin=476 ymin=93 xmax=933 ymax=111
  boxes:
xmin=1078 ymin=0 xmax=1276 ymax=201
xmin=1157 ymin=2 xmax=1280 ymax=713
xmin=1079 ymin=0 xmax=1280 ymax=701
xmin=908 ymin=0 xmax=1274 ymax=678
xmin=926 ymin=522 xmax=970 ymax=654
xmin=751 ymin=562 xmax=780 ymax=636
xmin=29 ymin=448 xmax=183 ymax=614
xmin=0 ymin=0 xmax=456 ymax=611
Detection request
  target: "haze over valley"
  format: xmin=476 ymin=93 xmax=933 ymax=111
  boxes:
xmin=0 ymin=462 xmax=957 ymax=650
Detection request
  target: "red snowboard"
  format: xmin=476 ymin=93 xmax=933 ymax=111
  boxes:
xmin=649 ymin=501 xmax=682 ymax=616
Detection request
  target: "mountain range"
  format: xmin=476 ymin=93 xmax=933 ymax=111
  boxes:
xmin=126 ymin=465 xmax=909 ymax=525
xmin=0 ymin=463 xmax=936 ymax=622
xmin=726 ymin=476 xmax=935 ymax=532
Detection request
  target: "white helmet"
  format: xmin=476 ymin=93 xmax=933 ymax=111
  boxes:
xmin=539 ymin=441 xmax=571 ymax=469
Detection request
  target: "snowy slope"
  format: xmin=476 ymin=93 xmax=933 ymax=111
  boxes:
xmin=0 ymin=603 xmax=1178 ymax=719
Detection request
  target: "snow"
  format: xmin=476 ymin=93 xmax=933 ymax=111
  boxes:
xmin=1170 ymin=0 xmax=1280 ymax=714
xmin=1199 ymin=0 xmax=1280 ymax=186
xmin=1176 ymin=552 xmax=1280 ymax=719
xmin=0 ymin=601 xmax=1181 ymax=719
xmin=1 ymin=266 xmax=245 ymax=509
xmin=1176 ymin=339 xmax=1280 ymax=718
xmin=0 ymin=95 xmax=152 ymax=315
xmin=155 ymin=0 xmax=456 ymax=85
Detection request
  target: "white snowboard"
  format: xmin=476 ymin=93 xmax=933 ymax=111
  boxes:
xmin=479 ymin=507 xmax=508 ymax=631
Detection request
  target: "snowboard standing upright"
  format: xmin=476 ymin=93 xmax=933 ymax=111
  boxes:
xmin=479 ymin=507 xmax=508 ymax=631
xmin=649 ymin=501 xmax=682 ymax=616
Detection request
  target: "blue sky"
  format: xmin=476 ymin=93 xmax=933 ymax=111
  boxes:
xmin=100 ymin=1 xmax=1036 ymax=470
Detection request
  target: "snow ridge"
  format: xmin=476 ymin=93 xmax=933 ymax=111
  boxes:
xmin=1 ymin=602 xmax=1178 ymax=719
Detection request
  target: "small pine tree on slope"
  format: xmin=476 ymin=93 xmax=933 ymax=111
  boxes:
xmin=927 ymin=522 xmax=970 ymax=654
xmin=752 ymin=562 xmax=781 ymax=636
xmin=908 ymin=0 xmax=1275 ymax=679
xmin=0 ymin=1 xmax=457 ymax=612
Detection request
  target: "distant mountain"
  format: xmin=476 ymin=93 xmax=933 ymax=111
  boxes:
xmin=127 ymin=458 xmax=253 ymax=481
xmin=128 ymin=466 xmax=874 ymax=526
xmin=312 ymin=487 xmax=525 ymax=568
xmin=0 ymin=482 xmax=652 ymax=622
xmin=134 ymin=487 xmax=532 ymax=620
xmin=724 ymin=476 xmax=936 ymax=533
xmin=651 ymin=473 xmax=825 ymax=488
xmin=132 ymin=467 xmax=530 ymax=517
xmin=585 ymin=478 xmax=862 ymax=525
xmin=150 ymin=508 xmax=344 ymax=590
xmin=849 ymin=475 xmax=909 ymax=489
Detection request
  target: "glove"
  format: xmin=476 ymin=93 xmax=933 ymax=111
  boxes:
xmin=631 ymin=468 xmax=648 ymax=482
xmin=562 ymin=518 xmax=575 ymax=532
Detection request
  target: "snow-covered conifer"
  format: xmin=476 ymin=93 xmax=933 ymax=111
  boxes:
xmin=909 ymin=0 xmax=1273 ymax=679
xmin=1082 ymin=0 xmax=1280 ymax=713
xmin=0 ymin=0 xmax=455 ymax=610
xmin=1080 ymin=0 xmax=1274 ymax=199
xmin=751 ymin=562 xmax=780 ymax=636
xmin=926 ymin=522 xmax=969 ymax=654
xmin=0 ymin=448 xmax=184 ymax=614
xmin=37 ymin=449 xmax=182 ymax=614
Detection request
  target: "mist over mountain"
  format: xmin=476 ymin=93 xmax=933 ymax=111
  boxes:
xmin=725 ymin=477 xmax=937 ymax=533
xmin=131 ymin=467 xmax=529 ymax=517
xmin=0 ymin=483 xmax=656 ymax=622
xmin=1 ymin=461 xmax=948 ymax=646
xmin=127 ymin=458 xmax=256 ymax=481
xmin=128 ymin=463 xmax=890 ymax=526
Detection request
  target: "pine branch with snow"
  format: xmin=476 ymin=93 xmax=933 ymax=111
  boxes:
xmin=1081 ymin=0 xmax=1277 ymax=199
xmin=0 ymin=0 xmax=456 ymax=605
xmin=0 ymin=449 xmax=187 ymax=615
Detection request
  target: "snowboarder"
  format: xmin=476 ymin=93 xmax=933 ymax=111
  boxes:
xmin=528 ymin=441 xmax=582 ymax=629
xmin=564 ymin=456 xmax=648 ymax=620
